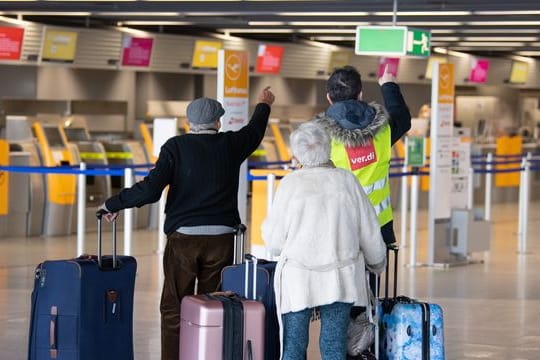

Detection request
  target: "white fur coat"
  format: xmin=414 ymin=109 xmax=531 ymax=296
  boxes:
xmin=261 ymin=166 xmax=386 ymax=315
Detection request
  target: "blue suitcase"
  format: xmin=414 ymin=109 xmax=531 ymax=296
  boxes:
xmin=221 ymin=227 xmax=279 ymax=360
xmin=27 ymin=214 xmax=137 ymax=360
xmin=378 ymin=246 xmax=445 ymax=360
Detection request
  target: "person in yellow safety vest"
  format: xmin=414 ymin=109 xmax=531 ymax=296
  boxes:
xmin=313 ymin=64 xmax=411 ymax=246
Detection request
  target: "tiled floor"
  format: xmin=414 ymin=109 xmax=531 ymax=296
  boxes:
xmin=1 ymin=202 xmax=539 ymax=359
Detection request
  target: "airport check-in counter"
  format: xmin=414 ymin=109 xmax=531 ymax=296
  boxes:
xmin=103 ymin=140 xmax=152 ymax=229
xmin=3 ymin=144 xmax=32 ymax=237
xmin=32 ymin=123 xmax=76 ymax=236
xmin=473 ymin=139 xmax=540 ymax=203
xmin=62 ymin=126 xmax=111 ymax=232
xmin=3 ymin=117 xmax=46 ymax=237
xmin=0 ymin=139 xmax=8 ymax=237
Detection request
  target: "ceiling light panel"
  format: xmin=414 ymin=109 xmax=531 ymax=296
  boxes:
xmin=120 ymin=21 xmax=194 ymax=26
xmin=310 ymin=36 xmax=355 ymax=41
xmin=457 ymin=42 xmax=525 ymax=47
xmin=459 ymin=29 xmax=540 ymax=34
xmin=467 ymin=21 xmax=540 ymax=26
xmin=474 ymin=10 xmax=540 ymax=15
xmin=517 ymin=51 xmax=540 ymax=56
xmin=248 ymin=21 xmax=286 ymax=26
xmin=219 ymin=28 xmax=294 ymax=33
xmin=288 ymin=21 xmax=369 ymax=26
xmin=373 ymin=11 xmax=471 ymax=16
xmin=296 ymin=29 xmax=356 ymax=34
xmin=276 ymin=12 xmax=369 ymax=16
xmin=463 ymin=36 xmax=539 ymax=41
xmin=95 ymin=12 xmax=181 ymax=16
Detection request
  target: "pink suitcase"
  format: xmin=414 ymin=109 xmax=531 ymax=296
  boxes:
xmin=179 ymin=226 xmax=265 ymax=359
xmin=180 ymin=294 xmax=265 ymax=359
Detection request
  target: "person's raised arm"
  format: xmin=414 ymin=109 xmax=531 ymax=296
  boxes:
xmin=379 ymin=65 xmax=411 ymax=145
xmin=235 ymin=86 xmax=276 ymax=159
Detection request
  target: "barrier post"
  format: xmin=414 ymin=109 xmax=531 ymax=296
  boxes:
xmin=400 ymin=165 xmax=408 ymax=247
xmin=76 ymin=162 xmax=86 ymax=256
xmin=123 ymin=167 xmax=134 ymax=256
xmin=266 ymin=173 xmax=276 ymax=213
xmin=409 ymin=170 xmax=419 ymax=266
xmin=520 ymin=153 xmax=532 ymax=254
xmin=467 ymin=167 xmax=474 ymax=210
xmin=485 ymin=152 xmax=493 ymax=221
xmin=517 ymin=156 xmax=527 ymax=253
xmin=266 ymin=173 xmax=276 ymax=259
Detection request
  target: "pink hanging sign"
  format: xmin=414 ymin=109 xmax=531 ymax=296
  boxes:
xmin=122 ymin=36 xmax=153 ymax=67
xmin=469 ymin=59 xmax=490 ymax=84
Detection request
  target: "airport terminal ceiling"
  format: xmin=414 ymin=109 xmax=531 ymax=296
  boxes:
xmin=1 ymin=1 xmax=540 ymax=59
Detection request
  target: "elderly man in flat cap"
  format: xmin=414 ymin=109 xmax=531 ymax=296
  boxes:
xmin=99 ymin=86 xmax=275 ymax=360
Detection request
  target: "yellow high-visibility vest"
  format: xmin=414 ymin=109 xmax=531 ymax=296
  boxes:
xmin=330 ymin=124 xmax=392 ymax=226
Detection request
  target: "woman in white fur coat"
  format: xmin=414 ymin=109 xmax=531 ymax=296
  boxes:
xmin=262 ymin=122 xmax=386 ymax=360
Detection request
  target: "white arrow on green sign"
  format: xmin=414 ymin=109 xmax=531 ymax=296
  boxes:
xmin=407 ymin=29 xmax=431 ymax=57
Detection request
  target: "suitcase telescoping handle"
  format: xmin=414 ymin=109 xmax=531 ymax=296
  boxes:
xmin=384 ymin=244 xmax=399 ymax=301
xmin=233 ymin=224 xmax=247 ymax=265
xmin=96 ymin=209 xmax=117 ymax=269
xmin=244 ymin=254 xmax=258 ymax=300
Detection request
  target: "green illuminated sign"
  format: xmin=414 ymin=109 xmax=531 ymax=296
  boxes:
xmin=406 ymin=137 xmax=426 ymax=167
xmin=407 ymin=29 xmax=431 ymax=57
xmin=355 ymin=26 xmax=407 ymax=56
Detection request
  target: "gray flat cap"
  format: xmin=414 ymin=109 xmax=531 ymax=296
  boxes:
xmin=186 ymin=97 xmax=225 ymax=125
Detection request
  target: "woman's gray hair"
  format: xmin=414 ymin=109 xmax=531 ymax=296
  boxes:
xmin=290 ymin=122 xmax=330 ymax=167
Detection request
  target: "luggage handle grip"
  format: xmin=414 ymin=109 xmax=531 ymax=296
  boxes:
xmin=244 ymin=253 xmax=258 ymax=300
xmin=384 ymin=244 xmax=399 ymax=301
xmin=96 ymin=211 xmax=117 ymax=269
xmin=233 ymin=224 xmax=246 ymax=265
xmin=49 ymin=306 xmax=58 ymax=359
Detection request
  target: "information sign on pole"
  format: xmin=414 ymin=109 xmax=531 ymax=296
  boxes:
xmin=405 ymin=136 xmax=426 ymax=167
xmin=355 ymin=26 xmax=407 ymax=56
xmin=152 ymin=118 xmax=177 ymax=157
xmin=406 ymin=29 xmax=431 ymax=57
xmin=427 ymin=62 xmax=455 ymax=265
xmin=217 ymin=49 xmax=249 ymax=223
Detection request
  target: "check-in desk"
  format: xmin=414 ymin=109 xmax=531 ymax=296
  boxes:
xmin=0 ymin=139 xmax=9 ymax=237
xmin=62 ymin=126 xmax=111 ymax=232
xmin=32 ymin=123 xmax=76 ymax=236
xmin=4 ymin=116 xmax=45 ymax=237
xmin=103 ymin=140 xmax=152 ymax=229
xmin=473 ymin=139 xmax=540 ymax=203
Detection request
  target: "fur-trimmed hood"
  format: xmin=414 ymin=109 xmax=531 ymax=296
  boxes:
xmin=313 ymin=100 xmax=389 ymax=147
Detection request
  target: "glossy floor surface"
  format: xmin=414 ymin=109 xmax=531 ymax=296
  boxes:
xmin=1 ymin=202 xmax=539 ymax=359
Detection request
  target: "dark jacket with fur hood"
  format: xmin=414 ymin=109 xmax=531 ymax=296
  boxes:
xmin=313 ymin=82 xmax=411 ymax=147
xmin=313 ymin=101 xmax=390 ymax=148
xmin=312 ymin=82 xmax=411 ymax=244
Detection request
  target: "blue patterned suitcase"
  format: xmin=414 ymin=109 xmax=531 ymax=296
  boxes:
xmin=379 ymin=299 xmax=444 ymax=360
xmin=27 ymin=214 xmax=137 ymax=360
xmin=378 ymin=246 xmax=445 ymax=360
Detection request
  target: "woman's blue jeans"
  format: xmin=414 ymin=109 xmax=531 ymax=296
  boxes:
xmin=281 ymin=302 xmax=353 ymax=360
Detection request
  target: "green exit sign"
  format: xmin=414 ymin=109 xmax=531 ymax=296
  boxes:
xmin=355 ymin=26 xmax=407 ymax=56
xmin=407 ymin=29 xmax=431 ymax=57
